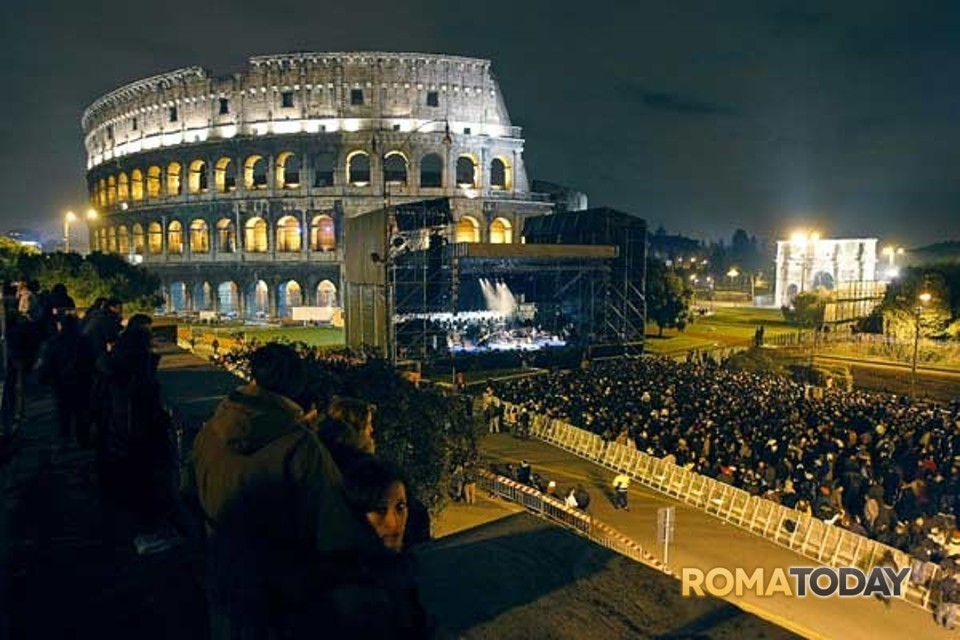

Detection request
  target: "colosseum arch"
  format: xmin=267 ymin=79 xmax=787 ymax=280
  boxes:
xmin=489 ymin=217 xmax=513 ymax=244
xmin=169 ymin=282 xmax=187 ymax=312
xmin=244 ymin=155 xmax=268 ymax=190
xmin=383 ymin=151 xmax=408 ymax=185
xmin=188 ymin=159 xmax=208 ymax=194
xmin=167 ymin=220 xmax=184 ymax=254
xmin=97 ymin=179 xmax=107 ymax=207
xmin=276 ymin=215 xmax=302 ymax=252
xmin=316 ymin=279 xmax=338 ymax=307
xmin=148 ymin=221 xmax=163 ymax=254
xmin=346 ymin=150 xmax=371 ymax=186
xmin=147 ymin=166 xmax=162 ymax=197
xmin=216 ymin=218 xmax=237 ymax=253
xmin=215 ymin=157 xmax=236 ymax=193
xmin=189 ymin=219 xmax=210 ymax=253
xmin=117 ymin=172 xmax=130 ymax=202
xmin=107 ymin=176 xmax=117 ymax=205
xmin=130 ymin=169 xmax=144 ymax=201
xmin=490 ymin=157 xmax=511 ymax=190
xmin=97 ymin=228 xmax=107 ymax=252
xmin=456 ymin=155 xmax=479 ymax=188
xmin=312 ymin=151 xmax=335 ymax=187
xmin=420 ymin=153 xmax=443 ymax=188
xmin=192 ymin=282 xmax=213 ymax=311
xmin=456 ymin=215 xmax=480 ymax=243
xmin=166 ymin=162 xmax=182 ymax=196
xmin=245 ymin=217 xmax=268 ymax=252
xmin=275 ymin=151 xmax=301 ymax=189
xmin=310 ymin=214 xmax=335 ymax=251
xmin=117 ymin=225 xmax=130 ymax=254
xmin=132 ymin=223 xmax=145 ymax=254
xmin=278 ymin=280 xmax=303 ymax=317
xmin=108 ymin=226 xmax=118 ymax=253
xmin=247 ymin=280 xmax=269 ymax=318
xmin=217 ymin=282 xmax=239 ymax=316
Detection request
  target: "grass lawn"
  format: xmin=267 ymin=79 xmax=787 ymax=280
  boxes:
xmin=189 ymin=324 xmax=345 ymax=348
xmin=645 ymin=306 xmax=798 ymax=354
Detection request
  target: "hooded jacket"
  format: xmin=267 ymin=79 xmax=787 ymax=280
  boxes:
xmin=193 ymin=382 xmax=360 ymax=619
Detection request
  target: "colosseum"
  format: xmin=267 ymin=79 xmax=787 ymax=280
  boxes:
xmin=81 ymin=51 xmax=554 ymax=318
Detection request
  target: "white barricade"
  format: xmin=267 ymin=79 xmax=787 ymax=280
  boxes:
xmin=489 ymin=397 xmax=943 ymax=613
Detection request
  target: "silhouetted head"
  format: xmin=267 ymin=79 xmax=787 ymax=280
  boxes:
xmin=250 ymin=343 xmax=306 ymax=399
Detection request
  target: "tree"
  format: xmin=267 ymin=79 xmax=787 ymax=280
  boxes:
xmin=880 ymin=268 xmax=951 ymax=340
xmin=0 ymin=237 xmax=40 ymax=280
xmin=16 ymin=251 xmax=162 ymax=311
xmin=781 ymin=291 xmax=826 ymax=328
xmin=646 ymin=258 xmax=693 ymax=337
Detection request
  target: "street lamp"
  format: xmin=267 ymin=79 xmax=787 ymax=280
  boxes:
xmin=911 ymin=292 xmax=932 ymax=398
xmin=63 ymin=211 xmax=77 ymax=252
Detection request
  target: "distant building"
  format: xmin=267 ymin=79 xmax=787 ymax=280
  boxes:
xmin=774 ymin=235 xmax=883 ymax=324
xmin=5 ymin=229 xmax=42 ymax=250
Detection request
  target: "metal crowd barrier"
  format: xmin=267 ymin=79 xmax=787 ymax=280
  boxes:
xmin=496 ymin=400 xmax=941 ymax=612
xmin=476 ymin=469 xmax=670 ymax=574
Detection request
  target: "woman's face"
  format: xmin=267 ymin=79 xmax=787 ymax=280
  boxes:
xmin=359 ymin=411 xmax=376 ymax=454
xmin=365 ymin=481 xmax=408 ymax=552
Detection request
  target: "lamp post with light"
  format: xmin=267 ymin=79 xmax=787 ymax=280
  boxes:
xmin=64 ymin=208 xmax=98 ymax=253
xmin=63 ymin=211 xmax=77 ymax=253
xmin=911 ymin=291 xmax=932 ymax=398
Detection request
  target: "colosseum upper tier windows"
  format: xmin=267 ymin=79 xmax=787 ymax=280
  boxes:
xmin=490 ymin=158 xmax=511 ymax=190
xmin=217 ymin=219 xmax=237 ymax=253
xmin=131 ymin=170 xmax=144 ymax=201
xmin=167 ymin=163 xmax=183 ymax=197
xmin=489 ymin=217 xmax=513 ymax=244
xmin=456 ymin=216 xmax=480 ymax=243
xmin=118 ymin=173 xmax=129 ymax=202
xmin=118 ymin=225 xmax=130 ymax=254
xmin=420 ymin=154 xmax=443 ymax=188
xmin=245 ymin=217 xmax=268 ymax=252
xmin=383 ymin=152 xmax=408 ymax=185
xmin=456 ymin=156 xmax=478 ymax=188
xmin=107 ymin=176 xmax=117 ymax=205
xmin=148 ymin=222 xmax=163 ymax=254
xmin=215 ymin=157 xmax=236 ymax=192
xmin=347 ymin=151 xmax=370 ymax=186
xmin=310 ymin=215 xmax=335 ymax=251
xmin=190 ymin=219 xmax=210 ymax=253
xmin=132 ymin=223 xmax=145 ymax=254
xmin=275 ymin=152 xmax=300 ymax=189
xmin=147 ymin=166 xmax=162 ymax=198
xmin=168 ymin=220 xmax=184 ymax=254
xmin=189 ymin=160 xmax=208 ymax=194
xmin=244 ymin=155 xmax=268 ymax=190
xmin=276 ymin=216 xmax=301 ymax=252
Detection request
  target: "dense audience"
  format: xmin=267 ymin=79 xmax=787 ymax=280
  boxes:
xmin=493 ymin=357 xmax=960 ymax=569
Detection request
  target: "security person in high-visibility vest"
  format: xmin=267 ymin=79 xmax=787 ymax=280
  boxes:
xmin=612 ymin=472 xmax=630 ymax=510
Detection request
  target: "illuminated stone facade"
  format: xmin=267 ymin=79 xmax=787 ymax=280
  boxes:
xmin=774 ymin=236 xmax=879 ymax=313
xmin=81 ymin=52 xmax=552 ymax=316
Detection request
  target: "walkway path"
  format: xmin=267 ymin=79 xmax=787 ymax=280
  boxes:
xmin=482 ymin=433 xmax=955 ymax=640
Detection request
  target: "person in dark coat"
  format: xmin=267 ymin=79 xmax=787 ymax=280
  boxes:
xmin=36 ymin=314 xmax=95 ymax=448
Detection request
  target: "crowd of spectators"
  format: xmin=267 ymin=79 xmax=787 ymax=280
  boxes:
xmin=492 ymin=356 xmax=960 ymax=605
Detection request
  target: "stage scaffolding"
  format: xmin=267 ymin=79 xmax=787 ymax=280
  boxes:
xmin=345 ymin=199 xmax=647 ymax=362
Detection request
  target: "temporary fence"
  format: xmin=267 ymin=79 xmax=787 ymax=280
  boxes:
xmin=476 ymin=469 xmax=672 ymax=575
xmin=497 ymin=400 xmax=943 ymax=612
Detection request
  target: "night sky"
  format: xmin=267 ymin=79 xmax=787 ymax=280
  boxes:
xmin=4 ymin=0 xmax=960 ymax=248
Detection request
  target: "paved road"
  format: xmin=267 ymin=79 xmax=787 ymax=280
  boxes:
xmin=482 ymin=433 xmax=953 ymax=640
